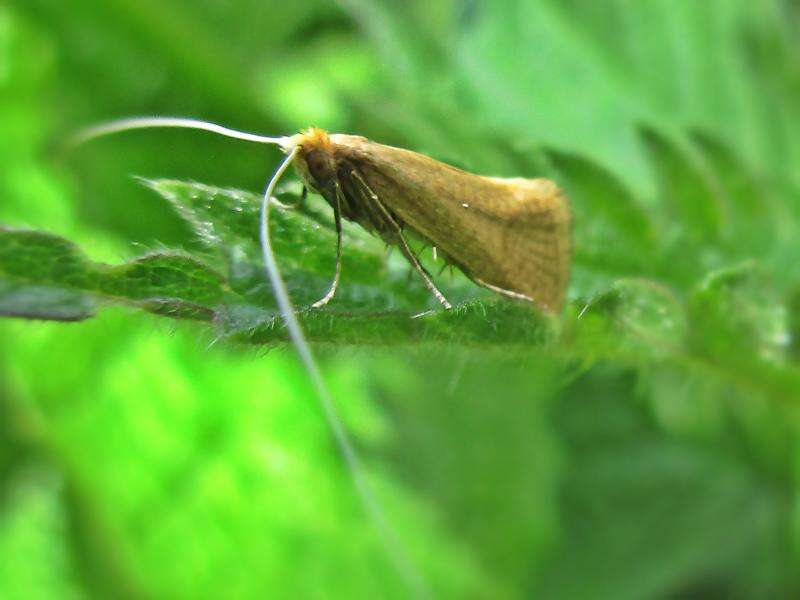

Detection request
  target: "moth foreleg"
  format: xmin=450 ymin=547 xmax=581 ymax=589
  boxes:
xmin=350 ymin=170 xmax=452 ymax=310
xmin=309 ymin=183 xmax=344 ymax=309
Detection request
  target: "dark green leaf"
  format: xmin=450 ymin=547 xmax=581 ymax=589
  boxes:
xmin=0 ymin=227 xmax=225 ymax=322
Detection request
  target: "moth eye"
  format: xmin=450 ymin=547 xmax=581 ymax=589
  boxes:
xmin=305 ymin=149 xmax=333 ymax=188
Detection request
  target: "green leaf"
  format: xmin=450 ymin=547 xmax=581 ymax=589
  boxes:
xmin=689 ymin=131 xmax=769 ymax=232
xmin=226 ymin=301 xmax=558 ymax=346
xmin=547 ymin=149 xmax=658 ymax=295
xmin=639 ymin=126 xmax=726 ymax=243
xmin=144 ymin=178 xmax=392 ymax=290
xmin=0 ymin=181 xmax=560 ymax=345
xmin=535 ymin=369 xmax=794 ymax=600
xmin=567 ymin=278 xmax=686 ymax=370
xmin=687 ymin=263 xmax=787 ymax=363
xmin=0 ymin=227 xmax=225 ymax=322
xmin=684 ymin=263 xmax=798 ymax=403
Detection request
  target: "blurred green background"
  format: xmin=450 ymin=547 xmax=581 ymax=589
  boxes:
xmin=2 ymin=1 xmax=800 ymax=598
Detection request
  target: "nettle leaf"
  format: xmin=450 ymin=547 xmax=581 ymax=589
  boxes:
xmin=0 ymin=181 xmax=559 ymax=345
xmin=567 ymin=278 xmax=686 ymax=365
xmin=538 ymin=368 xmax=795 ymax=600
xmin=688 ymin=263 xmax=787 ymax=363
xmin=548 ymin=150 xmax=656 ymax=256
xmin=144 ymin=179 xmax=408 ymax=304
xmin=685 ymin=263 xmax=799 ymax=402
xmin=0 ymin=227 xmax=225 ymax=323
xmin=0 ymin=229 xmax=96 ymax=321
xmin=640 ymin=126 xmax=727 ymax=244
xmin=547 ymin=149 xmax=658 ymax=296
xmin=231 ymin=301 xmax=557 ymax=347
xmin=689 ymin=131 xmax=769 ymax=233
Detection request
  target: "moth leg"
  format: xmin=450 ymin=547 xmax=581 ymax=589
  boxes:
xmin=350 ymin=170 xmax=452 ymax=310
xmin=309 ymin=183 xmax=344 ymax=309
xmin=392 ymin=228 xmax=453 ymax=310
xmin=472 ymin=277 xmax=539 ymax=306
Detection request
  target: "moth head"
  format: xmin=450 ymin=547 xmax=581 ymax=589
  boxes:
xmin=288 ymin=127 xmax=337 ymax=193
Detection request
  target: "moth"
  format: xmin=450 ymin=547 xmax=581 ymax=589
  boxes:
xmin=72 ymin=118 xmax=572 ymax=313
xmin=289 ymin=127 xmax=571 ymax=312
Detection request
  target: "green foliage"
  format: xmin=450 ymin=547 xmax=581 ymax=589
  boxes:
xmin=0 ymin=226 xmax=224 ymax=321
xmin=0 ymin=181 xmax=556 ymax=345
xmin=2 ymin=1 xmax=800 ymax=599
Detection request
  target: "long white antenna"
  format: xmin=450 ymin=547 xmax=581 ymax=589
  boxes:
xmin=68 ymin=116 xmax=292 ymax=150
xmin=259 ymin=150 xmax=429 ymax=598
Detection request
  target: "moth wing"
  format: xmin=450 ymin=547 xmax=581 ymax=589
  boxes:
xmin=480 ymin=178 xmax=572 ymax=311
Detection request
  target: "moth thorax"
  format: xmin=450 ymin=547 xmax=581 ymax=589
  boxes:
xmin=295 ymin=127 xmax=337 ymax=192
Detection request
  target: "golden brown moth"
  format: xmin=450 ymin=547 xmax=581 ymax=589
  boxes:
xmin=72 ymin=117 xmax=571 ymax=314
xmin=288 ymin=127 xmax=572 ymax=312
